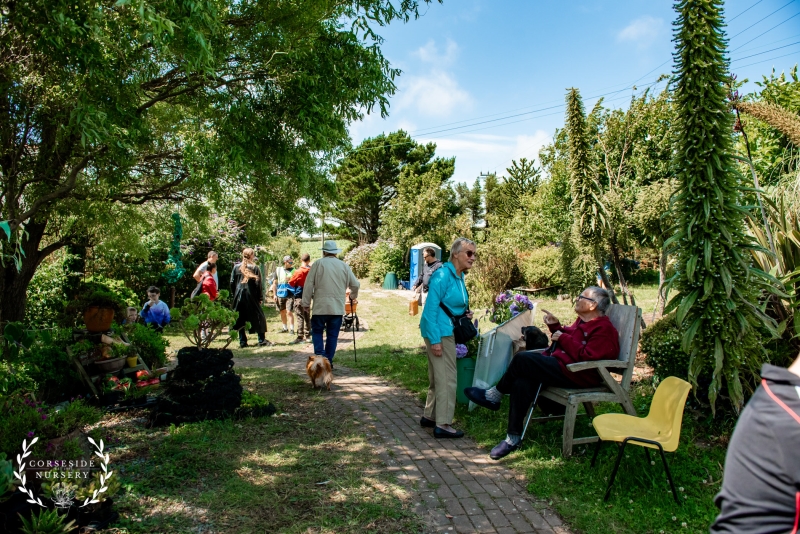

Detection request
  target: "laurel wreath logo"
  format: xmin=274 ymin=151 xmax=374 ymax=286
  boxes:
xmin=13 ymin=436 xmax=113 ymax=508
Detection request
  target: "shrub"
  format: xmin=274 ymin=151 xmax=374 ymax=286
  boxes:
xmin=466 ymin=239 xmax=518 ymax=308
xmin=517 ymin=246 xmax=563 ymax=288
xmin=344 ymin=242 xmax=378 ymax=278
xmin=25 ymin=252 xmax=82 ymax=328
xmin=40 ymin=399 xmax=102 ymax=440
xmin=368 ymin=240 xmax=408 ymax=283
xmin=640 ymin=313 xmax=688 ymax=382
xmin=127 ymin=323 xmax=170 ymax=368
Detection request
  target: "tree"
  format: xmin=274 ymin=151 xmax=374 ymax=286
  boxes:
xmin=667 ymin=0 xmax=779 ymax=412
xmin=380 ymin=158 xmax=462 ymax=250
xmin=634 ymin=179 xmax=676 ymax=317
xmin=328 ymin=131 xmax=440 ymax=243
xmin=0 ymin=0 xmax=437 ymax=323
xmin=454 ymin=180 xmax=484 ymax=227
xmin=484 ymin=158 xmax=542 ymax=221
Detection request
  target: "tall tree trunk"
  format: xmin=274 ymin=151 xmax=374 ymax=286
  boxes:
xmin=594 ymin=250 xmax=619 ymax=304
xmin=611 ymin=245 xmax=633 ymax=306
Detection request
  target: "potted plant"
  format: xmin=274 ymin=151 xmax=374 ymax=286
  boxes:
xmin=79 ymin=289 xmax=125 ymax=332
xmin=155 ymin=292 xmax=244 ymax=424
xmin=455 ymin=334 xmax=481 ymax=405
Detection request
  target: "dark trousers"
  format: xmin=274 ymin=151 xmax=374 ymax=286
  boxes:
xmin=295 ymin=305 xmax=311 ymax=338
xmin=496 ymin=351 xmax=578 ymax=435
xmin=238 ymin=329 xmax=265 ymax=345
xmin=311 ymin=315 xmax=343 ymax=364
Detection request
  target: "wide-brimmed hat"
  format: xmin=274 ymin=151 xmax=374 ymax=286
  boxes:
xmin=321 ymin=240 xmax=342 ymax=254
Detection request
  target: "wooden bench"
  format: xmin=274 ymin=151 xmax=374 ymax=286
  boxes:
xmin=522 ymin=304 xmax=641 ymax=457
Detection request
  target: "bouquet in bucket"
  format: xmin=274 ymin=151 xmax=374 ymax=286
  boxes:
xmin=491 ymin=291 xmax=534 ymax=324
xmin=456 ymin=320 xmax=481 ymax=359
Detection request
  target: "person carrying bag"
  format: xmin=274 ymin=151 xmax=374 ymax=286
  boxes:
xmin=418 ymin=237 xmax=477 ymax=439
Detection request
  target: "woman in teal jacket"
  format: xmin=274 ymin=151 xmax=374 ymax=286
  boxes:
xmin=419 ymin=237 xmax=476 ymax=438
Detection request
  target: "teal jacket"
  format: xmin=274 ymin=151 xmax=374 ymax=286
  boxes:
xmin=420 ymin=262 xmax=469 ymax=345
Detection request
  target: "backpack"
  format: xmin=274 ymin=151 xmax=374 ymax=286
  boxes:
xmin=275 ymin=267 xmax=295 ymax=298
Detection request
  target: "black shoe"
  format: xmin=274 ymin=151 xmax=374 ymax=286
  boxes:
xmin=420 ymin=416 xmax=436 ymax=428
xmin=490 ymin=440 xmax=519 ymax=460
xmin=434 ymin=427 xmax=464 ymax=439
xmin=239 ymin=342 xmax=249 ymax=348
xmin=464 ymin=387 xmax=501 ymax=411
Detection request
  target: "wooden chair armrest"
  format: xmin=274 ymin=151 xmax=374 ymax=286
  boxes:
xmin=566 ymin=360 xmax=629 ymax=372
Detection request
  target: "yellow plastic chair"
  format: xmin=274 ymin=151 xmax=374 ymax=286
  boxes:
xmin=590 ymin=376 xmax=692 ymax=502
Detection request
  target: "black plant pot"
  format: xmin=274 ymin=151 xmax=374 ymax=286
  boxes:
xmin=0 ymin=492 xmax=39 ymax=532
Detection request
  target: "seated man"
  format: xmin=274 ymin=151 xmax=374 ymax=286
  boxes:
xmin=465 ymin=286 xmax=618 ymax=460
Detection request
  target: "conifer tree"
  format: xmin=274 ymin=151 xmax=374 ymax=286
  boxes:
xmin=667 ymin=0 xmax=778 ymax=411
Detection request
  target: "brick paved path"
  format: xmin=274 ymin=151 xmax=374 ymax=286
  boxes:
xmin=236 ymin=337 xmax=571 ymax=534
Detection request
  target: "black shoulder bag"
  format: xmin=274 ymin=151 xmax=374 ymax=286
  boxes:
xmin=439 ymin=302 xmax=478 ymax=344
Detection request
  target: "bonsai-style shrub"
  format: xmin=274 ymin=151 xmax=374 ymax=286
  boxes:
xmin=168 ymin=291 xmax=239 ymax=349
xmin=155 ymin=291 xmax=244 ymax=424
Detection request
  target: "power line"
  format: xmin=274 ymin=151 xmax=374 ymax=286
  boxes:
xmin=735 ymin=33 xmax=800 ymax=54
xmin=728 ymin=0 xmax=766 ymax=23
xmin=729 ymin=0 xmax=797 ymax=40
xmin=734 ymin=50 xmax=800 ymax=70
xmin=731 ymin=40 xmax=800 ymax=62
xmin=732 ymin=11 xmax=800 ymax=51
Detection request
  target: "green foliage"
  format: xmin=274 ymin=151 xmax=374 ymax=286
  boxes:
xmin=379 ymin=158 xmax=463 ymax=251
xmin=169 ymin=292 xmax=239 ymax=349
xmin=668 ymin=0 xmax=779 ymax=412
xmin=640 ymin=313 xmax=690 ymax=382
xmin=329 ymin=131 xmax=446 ymax=243
xmin=559 ymin=228 xmax=598 ymax=297
xmin=566 ymin=88 xmax=605 ymax=244
xmin=454 ymin=180 xmax=484 ymax=228
xmin=1 ymin=326 xmax=82 ymax=402
xmin=465 ymin=240 xmax=519 ymax=308
xmin=25 ymin=252 xmax=82 ymax=328
xmin=263 ymin=235 xmax=301 ymax=262
xmin=0 ymin=0 xmax=438 ymax=324
xmin=127 ymin=323 xmax=170 ymax=369
xmin=517 ymin=247 xmax=564 ymax=289
xmin=344 ymin=242 xmax=379 ymax=279
xmin=367 ymin=241 xmax=408 ymax=283
xmin=18 ymin=507 xmax=77 ymax=534
xmin=0 ymin=453 xmax=16 ymax=501
xmin=633 ymin=180 xmax=676 ymax=245
xmin=40 ymin=399 xmax=102 ymax=442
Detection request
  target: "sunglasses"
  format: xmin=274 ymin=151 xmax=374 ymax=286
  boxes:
xmin=462 ymin=250 xmax=477 ymax=258
xmin=575 ymin=295 xmax=596 ymax=303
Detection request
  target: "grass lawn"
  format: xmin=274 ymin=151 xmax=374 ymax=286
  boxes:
xmin=299 ymin=239 xmax=353 ymax=261
xmin=105 ymin=366 xmax=423 ymax=533
xmin=335 ymin=282 xmax=730 ymax=534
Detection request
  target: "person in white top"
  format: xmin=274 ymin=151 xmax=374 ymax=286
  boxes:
xmin=194 ymin=250 xmax=219 ymax=286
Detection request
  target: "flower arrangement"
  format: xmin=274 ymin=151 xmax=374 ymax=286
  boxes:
xmin=491 ymin=291 xmax=534 ymax=324
xmin=456 ymin=323 xmax=481 ymax=359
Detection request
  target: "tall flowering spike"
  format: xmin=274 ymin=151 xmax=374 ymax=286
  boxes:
xmin=668 ymin=0 xmax=778 ymax=412
xmin=566 ymin=88 xmax=603 ymax=244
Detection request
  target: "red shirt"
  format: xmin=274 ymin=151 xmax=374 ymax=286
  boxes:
xmin=201 ymin=273 xmax=218 ymax=301
xmin=545 ymin=315 xmax=619 ymax=387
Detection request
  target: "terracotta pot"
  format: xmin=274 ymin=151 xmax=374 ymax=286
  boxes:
xmin=84 ymin=306 xmax=115 ymax=332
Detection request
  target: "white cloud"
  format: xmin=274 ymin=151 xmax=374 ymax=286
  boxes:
xmin=414 ymin=39 xmax=460 ymax=66
xmin=396 ymin=71 xmax=472 ymax=117
xmin=418 ymin=131 xmax=552 ymax=185
xmin=617 ymin=16 xmax=665 ymax=48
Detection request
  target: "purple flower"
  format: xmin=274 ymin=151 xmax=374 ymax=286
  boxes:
xmin=41 ymin=414 xmax=47 ymax=420
xmin=455 ymin=344 xmax=469 ymax=359
xmin=27 ymin=431 xmax=35 ymax=438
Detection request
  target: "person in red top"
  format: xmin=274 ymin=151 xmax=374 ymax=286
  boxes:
xmin=201 ymin=263 xmax=218 ymax=301
xmin=289 ymin=253 xmax=312 ymax=344
xmin=465 ymin=286 xmax=619 ymax=460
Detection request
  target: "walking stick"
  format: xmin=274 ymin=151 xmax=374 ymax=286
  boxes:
xmin=349 ymin=297 xmax=358 ymax=362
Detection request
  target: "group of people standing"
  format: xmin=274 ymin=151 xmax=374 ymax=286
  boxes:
xmin=185 ymin=241 xmax=359 ymax=365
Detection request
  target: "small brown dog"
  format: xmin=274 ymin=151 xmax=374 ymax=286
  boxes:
xmin=306 ymin=355 xmax=333 ymax=390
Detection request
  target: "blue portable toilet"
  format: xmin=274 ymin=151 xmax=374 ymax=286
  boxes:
xmin=409 ymin=242 xmax=442 ymax=284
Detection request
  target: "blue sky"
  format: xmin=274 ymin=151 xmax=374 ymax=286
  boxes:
xmin=349 ymin=0 xmax=800 ymax=186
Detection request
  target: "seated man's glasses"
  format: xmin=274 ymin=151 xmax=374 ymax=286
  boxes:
xmin=575 ymin=295 xmax=596 ymax=303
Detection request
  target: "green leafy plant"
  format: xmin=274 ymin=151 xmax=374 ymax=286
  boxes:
xmin=40 ymin=399 xmax=102 ymax=439
xmin=367 ymin=240 xmax=408 ymax=282
xmin=517 ymin=246 xmax=563 ymax=289
xmin=69 ymin=340 xmax=95 ymax=357
xmin=344 ymin=242 xmax=379 ymax=278
xmin=666 ymin=0 xmax=781 ymax=412
xmin=0 ymin=452 xmax=17 ymax=502
xmin=18 ymin=507 xmax=77 ymax=534
xmin=127 ymin=323 xmax=169 ymax=369
xmin=169 ymin=292 xmax=240 ymax=349
xmin=109 ymin=343 xmax=135 ymax=359
xmin=639 ymin=313 xmax=691 ymax=383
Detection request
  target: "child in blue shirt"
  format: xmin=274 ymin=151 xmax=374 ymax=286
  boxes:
xmin=140 ymin=286 xmax=171 ymax=332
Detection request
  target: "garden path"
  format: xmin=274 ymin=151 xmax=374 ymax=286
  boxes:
xmin=234 ymin=314 xmax=572 ymax=534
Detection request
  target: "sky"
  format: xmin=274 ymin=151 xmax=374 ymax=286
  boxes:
xmin=349 ymin=0 xmax=800 ymax=187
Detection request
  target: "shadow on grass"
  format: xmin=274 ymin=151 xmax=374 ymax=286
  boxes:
xmin=335 ymin=342 xmax=727 ymax=534
xmin=106 ymin=368 xmax=423 ymax=534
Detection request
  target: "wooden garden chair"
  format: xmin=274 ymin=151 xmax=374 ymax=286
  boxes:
xmin=520 ymin=304 xmax=642 ymax=457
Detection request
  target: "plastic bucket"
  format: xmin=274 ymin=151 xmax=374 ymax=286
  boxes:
xmin=456 ymin=357 xmax=476 ymax=404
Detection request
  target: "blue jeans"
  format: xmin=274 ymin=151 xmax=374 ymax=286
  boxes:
xmin=311 ymin=315 xmax=343 ymax=364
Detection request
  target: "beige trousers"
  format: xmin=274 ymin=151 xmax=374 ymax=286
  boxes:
xmin=423 ymin=336 xmax=457 ymax=426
